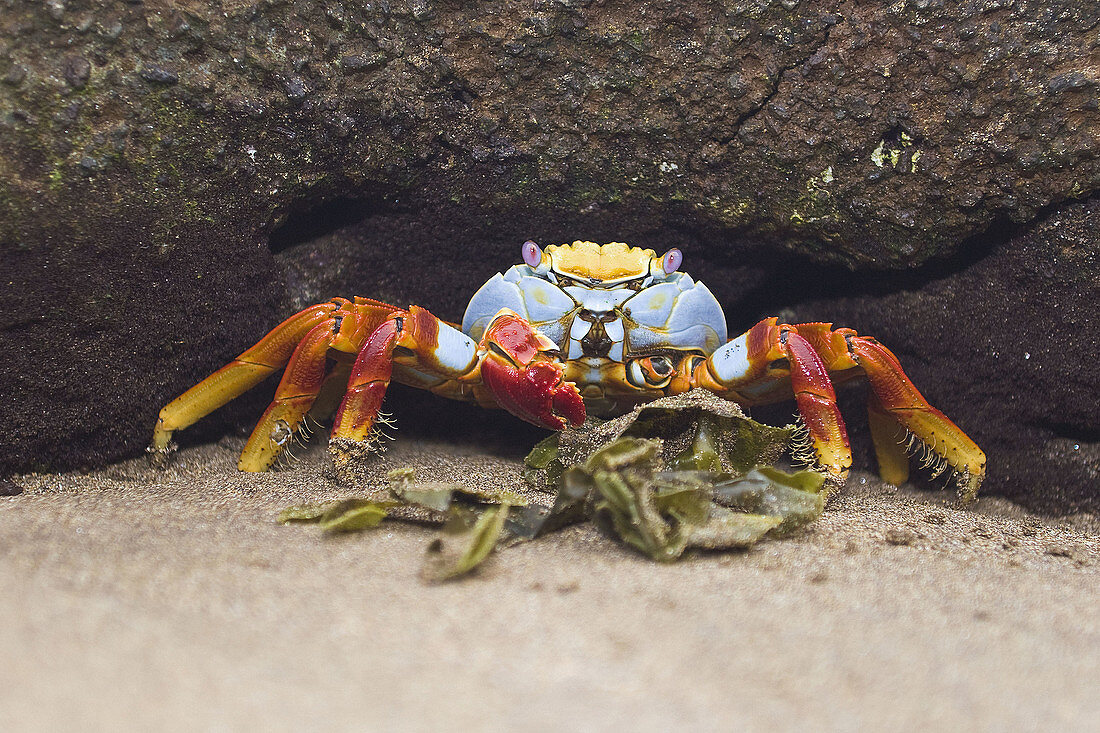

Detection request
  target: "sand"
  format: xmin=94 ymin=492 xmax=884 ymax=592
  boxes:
xmin=1 ymin=432 xmax=1098 ymax=732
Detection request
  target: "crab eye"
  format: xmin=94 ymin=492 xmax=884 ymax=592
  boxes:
xmin=522 ymin=240 xmax=543 ymax=268
xmin=649 ymin=355 xmax=673 ymax=376
xmin=661 ymin=248 xmax=683 ymax=274
xmin=626 ymin=356 xmax=675 ymax=389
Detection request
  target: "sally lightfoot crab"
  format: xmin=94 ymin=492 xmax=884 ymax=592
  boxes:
xmin=151 ymin=241 xmax=986 ymax=499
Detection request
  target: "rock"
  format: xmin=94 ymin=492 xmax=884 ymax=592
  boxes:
xmin=0 ymin=1 xmax=1097 ymax=514
xmin=2 ymin=1 xmax=1096 ymax=266
xmin=790 ymin=198 xmax=1100 ymax=515
xmin=62 ymin=55 xmax=90 ymax=89
xmin=139 ymin=66 xmax=179 ymax=85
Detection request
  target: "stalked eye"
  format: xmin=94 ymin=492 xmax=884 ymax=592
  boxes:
xmin=522 ymin=240 xmax=543 ymax=268
xmin=661 ymin=248 xmax=682 ymax=274
xmin=649 ymin=355 xmax=673 ymax=376
xmin=626 ymin=356 xmax=676 ymax=389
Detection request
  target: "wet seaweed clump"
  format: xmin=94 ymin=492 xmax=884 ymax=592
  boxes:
xmin=279 ymin=468 xmax=524 ymax=582
xmin=281 ymin=390 xmax=828 ymax=580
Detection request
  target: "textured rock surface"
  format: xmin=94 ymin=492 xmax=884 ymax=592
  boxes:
xmin=1 ymin=0 xmax=1098 ymax=511
xmin=3 ymin=1 xmax=1097 ymax=261
xmin=789 ymin=198 xmax=1100 ymax=515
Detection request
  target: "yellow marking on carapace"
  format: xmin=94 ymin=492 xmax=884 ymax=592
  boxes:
xmin=546 ymin=241 xmax=656 ymax=282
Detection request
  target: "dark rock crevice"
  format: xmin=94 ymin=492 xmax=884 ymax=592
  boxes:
xmin=1037 ymin=422 xmax=1100 ymax=446
xmin=268 ymin=197 xmax=389 ymax=255
xmin=730 ymin=186 xmax=1100 ymax=326
xmin=786 ymin=196 xmax=1100 ymax=514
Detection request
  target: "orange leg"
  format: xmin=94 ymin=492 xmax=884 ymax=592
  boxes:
xmin=696 ymin=319 xmax=986 ymax=500
xmin=690 ymin=318 xmax=852 ymax=483
xmin=331 ymin=317 xmax=402 ymax=447
xmin=849 ymin=333 xmax=985 ymax=501
xmin=151 ymin=301 xmax=340 ymax=456
xmin=331 ymin=307 xmax=584 ymax=455
xmin=151 ymin=297 xmax=402 ymax=468
xmin=783 ymin=330 xmax=852 ymax=482
xmin=793 ymin=323 xmax=985 ymax=499
xmin=331 ymin=305 xmax=489 ymax=454
xmin=239 ymin=320 xmax=338 ymax=471
xmin=156 ymin=300 xmax=582 ymax=471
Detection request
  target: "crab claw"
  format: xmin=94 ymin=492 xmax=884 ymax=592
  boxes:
xmin=479 ymin=310 xmax=586 ymax=430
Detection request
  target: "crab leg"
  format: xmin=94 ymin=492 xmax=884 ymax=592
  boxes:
xmin=152 ymin=297 xmax=404 ymax=467
xmin=852 ymin=335 xmax=985 ymax=501
xmin=331 ymin=317 xmax=402 ymax=446
xmin=151 ymin=302 xmax=339 ymax=455
xmin=307 ymin=361 xmax=353 ymax=423
xmin=239 ymin=319 xmax=339 ymax=471
xmin=783 ymin=329 xmax=852 ymax=481
xmin=331 ymin=308 xmax=585 ymax=454
xmin=331 ymin=306 xmax=482 ymax=449
xmin=791 ymin=323 xmax=986 ymax=499
xmin=689 ymin=318 xmax=851 ymax=482
xmin=697 ymin=318 xmax=985 ymax=499
xmin=866 ymin=392 xmax=911 ymax=487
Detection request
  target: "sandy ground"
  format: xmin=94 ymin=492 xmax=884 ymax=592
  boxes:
xmin=1 ymin=430 xmax=1098 ymax=732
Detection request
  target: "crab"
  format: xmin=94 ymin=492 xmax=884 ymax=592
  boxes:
xmin=151 ymin=241 xmax=986 ymax=498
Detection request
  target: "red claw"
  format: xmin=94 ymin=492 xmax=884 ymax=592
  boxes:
xmin=479 ymin=311 xmax=586 ymax=430
xmin=531 ymin=362 xmax=586 ymax=428
xmin=481 ymin=357 xmax=585 ymax=430
xmin=551 ymin=376 xmax=587 ymax=428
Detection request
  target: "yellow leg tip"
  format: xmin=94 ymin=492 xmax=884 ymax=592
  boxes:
xmin=239 ymin=399 xmax=313 ymax=472
xmin=150 ymin=422 xmax=173 ymax=454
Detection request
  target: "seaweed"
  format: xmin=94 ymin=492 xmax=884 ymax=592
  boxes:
xmin=422 ymin=505 xmax=512 ymax=583
xmin=570 ymin=437 xmax=824 ymax=561
xmin=277 ymin=499 xmax=395 ymax=531
xmin=277 ymin=470 xmax=520 ymax=580
xmin=280 ymin=390 xmax=829 ymax=578
xmin=520 ymin=390 xmax=827 ymax=559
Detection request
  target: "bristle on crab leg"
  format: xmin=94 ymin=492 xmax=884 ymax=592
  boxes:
xmin=787 ymin=417 xmax=820 ymax=468
xmin=239 ymin=319 xmax=337 ymax=471
xmin=851 ymin=337 xmax=986 ymax=502
xmin=364 ymin=410 xmax=399 ymax=452
xmin=867 ymin=394 xmax=911 ymax=487
xmin=151 ymin=303 xmax=337 ymax=458
xmin=783 ymin=330 xmax=852 ymax=484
